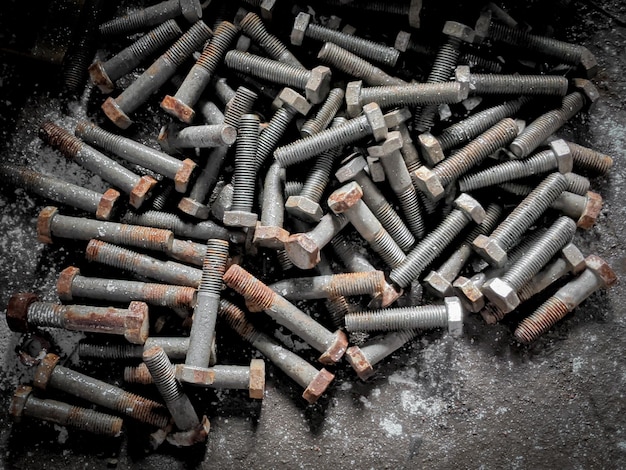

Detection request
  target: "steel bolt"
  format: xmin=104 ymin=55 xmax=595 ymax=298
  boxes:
xmin=158 ymin=123 xmax=238 ymax=153
xmin=460 ymin=67 xmax=569 ymax=96
xmin=177 ymin=361 xmax=265 ymax=399
xmin=269 ymin=271 xmax=386 ymax=300
xmin=121 ymin=210 xmax=230 ymax=242
xmin=254 ymin=163 xmax=289 ymax=249
xmin=300 ymin=87 xmax=344 ymax=137
xmin=240 ymin=12 xmax=303 ymax=68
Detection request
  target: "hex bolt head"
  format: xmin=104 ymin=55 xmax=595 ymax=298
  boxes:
xmin=178 ymin=197 xmax=210 ymax=220
xmin=549 ymin=139 xmax=574 ymax=173
xmin=424 ymin=270 xmax=455 ymax=298
xmin=248 ymin=359 xmax=265 ymax=399
xmin=101 ymin=97 xmax=133 ymax=129
xmin=57 ymin=266 xmax=81 ymax=301
xmin=272 ymin=88 xmax=312 ymax=116
xmin=327 ymin=181 xmax=364 ymax=214
xmin=472 ymin=235 xmax=508 ymax=268
xmin=335 ymin=154 xmax=366 ymax=183
xmin=572 ymin=78 xmax=600 ymax=107
xmin=302 ymin=368 xmax=334 ymax=404
xmin=445 ymin=296 xmax=464 ymax=336
xmin=443 ymin=21 xmax=476 ymax=43
xmin=452 ymin=276 xmax=485 ymax=313
xmin=454 ymin=193 xmax=486 ymax=224
xmin=345 ymin=81 xmax=363 ymax=117
xmin=36 ymin=206 xmax=58 ymax=244
xmin=363 ymin=103 xmax=388 ymax=141
xmin=32 ymin=353 xmax=60 ymax=390
xmin=413 ymin=166 xmax=445 ymax=201
xmin=285 ymin=195 xmax=324 ymax=223
xmin=561 ymin=243 xmax=586 ymax=274
xmin=6 ymin=292 xmax=40 ymax=333
xmin=284 ymin=233 xmax=322 ymax=270
xmin=417 ymin=132 xmax=445 ymax=167
xmin=578 ymin=191 xmax=603 ymax=229
xmin=223 ymin=210 xmax=258 ymax=228
xmin=482 ymin=277 xmax=521 ymax=313
xmin=97 ymin=189 xmax=121 ymax=221
xmin=305 ymin=66 xmax=332 ymax=104
xmin=161 ymin=95 xmax=195 ymax=124
xmin=179 ymin=0 xmax=202 ymax=23
xmin=130 ymin=176 xmax=158 ymax=209
xmin=291 ymin=12 xmax=311 ymax=46
xmin=253 ymin=223 xmax=290 ymax=250
xmin=344 ymin=346 xmax=374 ymax=381
xmin=88 ymin=60 xmax=115 ymax=94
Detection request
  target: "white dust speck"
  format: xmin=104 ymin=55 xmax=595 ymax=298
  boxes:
xmin=379 ymin=417 xmax=403 ymax=437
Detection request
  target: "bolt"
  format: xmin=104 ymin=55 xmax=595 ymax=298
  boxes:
xmin=269 ymin=271 xmax=387 ymax=300
xmin=34 ymin=353 xmax=169 ymax=428
xmin=89 ymin=20 xmax=182 ymax=93
xmin=317 ymin=42 xmax=406 ymax=87
xmin=10 ymin=385 xmax=123 ymax=437
xmin=389 ymin=193 xmax=486 ymax=288
xmin=162 ymin=21 xmax=240 ymax=123
xmin=177 ymin=361 xmax=265 ymax=399
xmin=57 ymin=266 xmax=197 ymax=309
xmin=274 ymin=102 xmax=387 ymax=167
xmin=413 ymin=118 xmax=519 ymax=201
xmin=223 ymin=86 xmax=258 ymax=128
xmin=254 ymin=163 xmax=289 ymax=249
xmin=223 ymin=265 xmax=348 ymax=365
xmin=99 ymin=0 xmax=202 ymax=36
xmin=0 ymin=163 xmax=120 ymax=221
xmin=290 ymin=12 xmax=400 ymax=67
xmin=158 ymin=123 xmax=238 ymax=153
xmin=240 ymin=12 xmax=303 ymax=68
xmin=39 ymin=122 xmax=156 ymax=208
xmin=559 ymin=140 xmax=613 ymax=176
xmin=219 ymin=299 xmax=335 ymax=403
xmin=102 ymin=21 xmax=213 ymax=129
xmin=328 ymin=182 xmax=407 ymax=269
xmin=300 ymin=87 xmax=345 ymax=137
xmin=458 ymin=67 xmax=569 ymax=96
xmin=6 ymin=293 xmax=149 ymax=344
xmin=459 ymin=139 xmax=573 ymax=192
xmin=121 ymin=210 xmax=230 ymax=242
xmin=79 ymin=337 xmax=193 ymax=361
xmin=483 ymin=216 xmax=577 ymax=313
xmin=225 ymin=50 xmax=331 ymax=104
xmin=224 ymin=114 xmax=260 ymax=228
xmin=514 ymin=255 xmax=616 ymax=343
xmin=473 ymin=172 xmax=568 ymax=267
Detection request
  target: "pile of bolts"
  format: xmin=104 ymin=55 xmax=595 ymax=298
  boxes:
xmin=3 ymin=0 xmax=618 ymax=450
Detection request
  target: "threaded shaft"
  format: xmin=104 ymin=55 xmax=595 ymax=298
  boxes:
xmin=395 ymin=188 xmax=425 ymax=239
xmin=65 ymin=406 xmax=123 ymax=436
xmin=152 ymin=183 xmax=174 ymax=210
xmin=115 ymin=225 xmax=172 ymax=252
xmin=345 ymin=305 xmax=447 ymax=332
xmin=40 ymin=122 xmax=83 ymax=157
xmin=224 ymin=87 xmax=258 ymax=129
xmin=427 ymin=36 xmax=462 ymax=83
xmin=565 ymin=172 xmax=591 ymax=196
xmin=374 ymin=202 xmax=415 ymax=251
xmin=371 ymin=230 xmax=407 ymax=268
xmin=255 ymin=107 xmax=296 ymax=169
xmin=469 ymin=74 xmax=568 ymax=96
xmin=85 ymin=239 xmax=146 ymax=272
xmin=567 ymin=142 xmax=613 ymax=175
xmin=459 ymin=53 xmax=502 ymax=73
xmin=241 ymin=13 xmax=302 ymax=68
xmin=199 ymin=240 xmax=229 ymax=295
xmin=78 ymin=343 xmax=143 ymax=360
xmin=124 ymin=363 xmax=155 ymax=384
xmin=299 ymin=148 xmax=340 ymax=203
xmin=165 ymin=21 xmax=214 ymax=68
xmin=99 ymin=0 xmax=181 ymax=36
xmin=225 ymin=50 xmax=311 ymax=89
xmin=195 ymin=21 xmax=239 ymax=74
xmin=301 ymin=87 xmax=345 ymax=137
xmin=325 ymin=296 xmax=350 ymax=329
xmin=27 ymin=303 xmax=66 ymax=328
xmin=219 ymin=299 xmax=261 ymax=344
xmin=143 ymin=347 xmax=183 ymax=403
xmin=231 ymin=114 xmax=259 ymax=213
xmin=277 ymin=249 xmax=294 ymax=271
xmin=325 ymin=272 xmax=385 ymax=298
xmin=223 ymin=265 xmax=276 ymax=310
xmin=115 ymin=390 xmax=169 ymax=428
xmin=284 ymin=181 xmax=303 ymax=198
xmin=514 ymin=297 xmax=570 ymax=343
xmin=360 ymin=82 xmax=464 ymax=108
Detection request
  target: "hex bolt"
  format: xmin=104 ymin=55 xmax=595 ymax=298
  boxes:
xmin=424 ymin=203 xmax=502 ymax=298
xmin=419 ymin=96 xmax=531 ymax=165
xmin=10 ymin=385 xmax=123 ymax=437
xmin=78 ymin=337 xmax=195 ymax=362
xmin=122 ymin=210 xmax=230 ymax=242
xmin=268 ymin=271 xmax=386 ymax=300
xmin=414 ymin=118 xmax=519 ymax=201
xmin=85 ymin=239 xmax=202 ymax=287
xmin=300 ymin=87 xmax=345 ymax=137
xmin=223 ymin=86 xmax=258 ymax=129
xmin=389 ymin=194 xmax=486 ymax=288
xmin=89 ymin=20 xmax=182 ymax=93
xmin=186 ymin=239 xmax=229 ymax=368
xmin=290 ymin=12 xmax=400 ymax=67
xmin=345 ymin=80 xmax=468 ymax=118
xmin=240 ymin=12 xmax=303 ymax=68
xmin=219 ymin=299 xmax=335 ymax=404
xmin=162 ymin=21 xmax=240 ymax=123
xmin=75 ymin=120 xmax=197 ymax=193
xmin=33 ymin=353 xmax=170 ymax=428
xmin=368 ymin=131 xmax=426 ymax=239
xmin=284 ymin=212 xmax=348 ymax=269
xmin=223 ymin=114 xmax=260 ymax=228
xmin=0 ymin=163 xmax=120 ymax=221
xmin=157 ymin=123 xmax=238 ymax=153
xmin=317 ymin=42 xmax=406 ymax=87
xmin=6 ymin=293 xmax=149 ymax=344
xmin=336 ymin=154 xmax=415 ymax=252
xmin=176 ymin=361 xmax=265 ymax=399
xmin=514 ymin=255 xmax=617 ymax=343
xmin=461 ymin=68 xmax=569 ymax=96
xmin=459 ymin=139 xmax=574 ymax=192
xmin=274 ymin=102 xmax=387 ymax=167
xmin=345 ymin=297 xmax=465 ymax=336
xmin=223 ymin=265 xmax=348 ymax=365
xmin=57 ymin=266 xmax=197 ymax=309
xmin=483 ymin=216 xmax=577 ymax=314
xmin=225 ymin=50 xmax=331 ymax=104
xmin=254 ymin=163 xmax=289 ymax=249
xmin=39 ymin=122 xmax=156 ymax=208
xmin=99 ymin=0 xmax=202 ymax=36
xmin=473 ymin=172 xmax=568 ymax=267
xmin=102 ymin=21 xmax=213 ymax=129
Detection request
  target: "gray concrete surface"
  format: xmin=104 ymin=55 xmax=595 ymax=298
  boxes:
xmin=0 ymin=1 xmax=625 ymax=468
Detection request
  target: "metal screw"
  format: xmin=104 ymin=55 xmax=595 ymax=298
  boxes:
xmin=39 ymin=122 xmax=156 ymax=208
xmin=240 ymin=12 xmax=303 ymax=68
xmin=269 ymin=271 xmax=387 ymax=300
xmin=102 ymin=21 xmax=213 ymax=129
xmin=6 ymin=292 xmax=149 ymax=344
xmin=157 ymin=123 xmax=237 ymax=153
xmin=459 ymin=67 xmax=569 ymax=97
xmin=483 ymin=216 xmax=577 ymax=313
xmin=219 ymin=299 xmax=335 ymax=404
xmin=414 ymin=118 xmax=519 ymax=201
xmin=225 ymin=50 xmax=331 ymax=104
xmin=89 ymin=20 xmax=182 ymax=93
xmin=121 ymin=210 xmax=231 ymax=242
xmin=300 ymin=87 xmax=344 ymax=137
xmin=10 ymin=385 xmax=123 ymax=437
xmin=162 ymin=21 xmax=240 ymax=123
xmin=99 ymin=0 xmax=202 ymax=36
xmin=254 ymin=163 xmax=289 ymax=249
xmin=290 ymin=12 xmax=400 ymax=67
xmin=223 ymin=86 xmax=258 ymax=128
xmin=223 ymin=264 xmax=348 ymax=365
xmin=514 ymin=255 xmax=617 ymax=343
xmin=79 ymin=337 xmax=192 ymax=362
xmin=389 ymin=193 xmax=486 ymax=288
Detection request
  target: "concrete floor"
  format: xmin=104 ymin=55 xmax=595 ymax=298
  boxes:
xmin=0 ymin=0 xmax=625 ymax=468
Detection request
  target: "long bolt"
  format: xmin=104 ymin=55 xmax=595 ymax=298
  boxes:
xmin=254 ymin=163 xmax=289 ymax=249
xmin=346 ymin=330 xmax=418 ymax=380
xmin=157 ymin=123 xmax=237 ymax=153
xmin=300 ymin=87 xmax=344 ymax=137
xmin=269 ymin=271 xmax=386 ymax=300
xmin=10 ymin=385 xmax=123 ymax=437
xmin=75 ymin=120 xmax=197 ymax=193
xmin=0 ymin=163 xmax=120 ymax=221
xmin=121 ymin=210 xmax=230 ymax=242
xmin=240 ymin=12 xmax=303 ymax=68
xmin=514 ymin=255 xmax=616 ymax=343
xmin=6 ymin=293 xmax=149 ymax=344
xmin=39 ymin=122 xmax=156 ymax=208
xmin=219 ymin=300 xmax=334 ymax=403
xmin=79 ymin=337 xmax=192 ymax=361
xmin=223 ymin=86 xmax=258 ymax=128
xmin=102 ymin=21 xmax=213 ymax=129
xmin=463 ymin=69 xmax=569 ymax=96
xmin=223 ymin=265 xmax=348 ymax=364
xmin=89 ymin=20 xmax=182 ymax=93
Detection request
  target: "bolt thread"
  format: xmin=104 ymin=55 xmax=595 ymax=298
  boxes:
xmin=284 ymin=181 xmax=304 ymax=198
xmin=396 ymin=188 xmax=425 ymax=239
xmin=428 ymin=36 xmax=462 ymax=83
xmin=319 ymin=0 xmax=409 ymax=15
xmin=124 ymin=363 xmax=155 ymax=384
xmin=223 ymin=87 xmax=258 ymax=128
xmin=74 ymin=120 xmax=129 ymax=156
xmin=99 ymin=0 xmax=181 ymax=36
xmin=277 ymin=249 xmax=295 ymax=271
xmin=499 ymin=182 xmax=533 ymax=196
xmin=255 ymin=107 xmax=296 ymax=169
xmin=152 ymin=183 xmax=175 ymax=210
xmin=567 ymin=142 xmax=613 ymax=175
xmin=374 ymin=203 xmax=416 ymax=251
xmin=223 ymin=265 xmax=276 ymax=310
xmin=372 ymin=230 xmax=406 ymax=268
xmin=40 ymin=122 xmax=83 ymax=158
xmin=514 ymin=296 xmax=570 ymax=343
xmin=231 ymin=114 xmax=259 ymax=212
xmin=116 ymin=225 xmax=172 ymax=252
xmin=300 ymin=87 xmax=345 ymax=137
xmin=85 ymin=239 xmax=144 ymax=272
xmin=469 ymin=74 xmax=568 ymax=96
xmin=360 ymin=82 xmax=463 ymax=108
xmin=27 ymin=303 xmax=66 ymax=328
xmin=240 ymin=13 xmax=300 ymax=67
xmin=325 ymin=296 xmax=350 ymax=329
xmin=219 ymin=299 xmax=262 ymax=344
xmin=459 ymin=53 xmax=502 ymax=73
xmin=117 ymin=391 xmax=170 ymax=428
xmin=79 ymin=342 xmax=142 ymax=360
xmin=565 ymin=173 xmax=590 ymax=196
xmin=463 ymin=203 xmax=503 ymax=244
xmin=435 ymin=118 xmax=519 ymax=186
xmin=225 ymin=50 xmax=311 ymax=89
xmin=165 ymin=21 xmax=214 ymax=68
xmin=65 ymin=406 xmax=123 ymax=436
xmin=123 ymin=210 xmax=185 ymax=235
xmin=327 ymin=271 xmax=385 ymax=298
xmin=345 ymin=305 xmax=448 ymax=332
xmin=143 ymin=347 xmax=183 ymax=403
xmin=63 ymin=32 xmax=96 ymax=94
xmin=199 ymin=239 xmax=230 ymax=295
xmin=143 ymin=283 xmax=197 ymax=308
xmin=299 ymin=147 xmax=341 ymax=202
xmin=195 ymin=21 xmax=239 ymax=74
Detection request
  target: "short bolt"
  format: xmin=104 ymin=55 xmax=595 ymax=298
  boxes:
xmin=223 ymin=265 xmax=348 ymax=365
xmin=300 ymin=87 xmax=345 ymax=137
xmin=102 ymin=21 xmax=213 ymax=129
xmin=158 ymin=123 xmax=237 ymax=154
xmin=0 ymin=163 xmax=120 ymax=221
xmin=389 ymin=193 xmax=486 ymax=288
xmin=79 ymin=337 xmax=192 ymax=362
xmin=39 ymin=122 xmax=156 ymax=208
xmin=121 ymin=210 xmax=230 ymax=242
xmin=89 ymin=20 xmax=182 ymax=93
xmin=254 ymin=163 xmax=289 ymax=249
xmin=6 ymin=292 xmax=149 ymax=344
xmin=223 ymin=86 xmax=258 ymax=129
xmin=10 ymin=385 xmax=123 ymax=437
xmin=269 ymin=271 xmax=387 ymax=300
xmin=460 ymin=67 xmax=569 ymax=96
xmin=240 ymin=12 xmax=303 ymax=68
